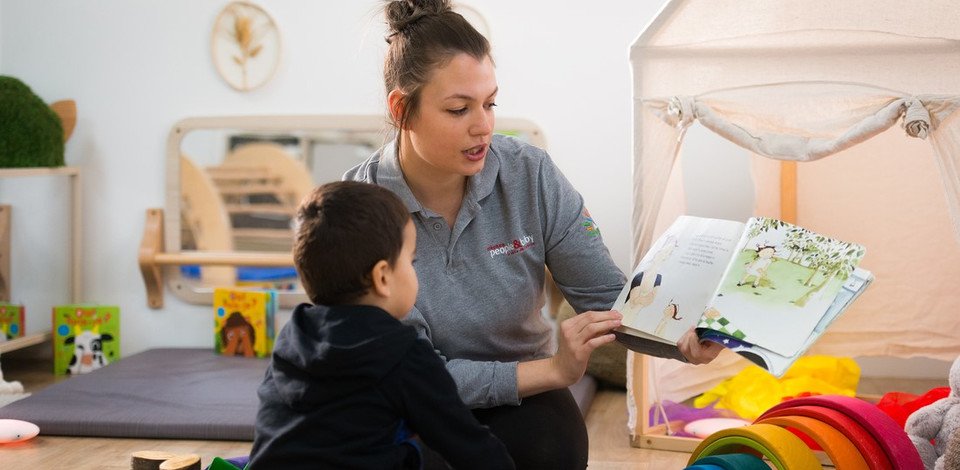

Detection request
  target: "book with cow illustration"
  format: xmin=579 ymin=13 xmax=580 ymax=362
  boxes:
xmin=213 ymin=288 xmax=277 ymax=358
xmin=613 ymin=215 xmax=872 ymax=377
xmin=52 ymin=304 xmax=120 ymax=375
xmin=0 ymin=303 xmax=25 ymax=342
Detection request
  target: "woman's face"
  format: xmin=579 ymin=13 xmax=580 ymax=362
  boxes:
xmin=405 ymin=53 xmax=498 ymax=178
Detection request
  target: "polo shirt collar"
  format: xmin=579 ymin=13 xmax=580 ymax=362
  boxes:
xmin=376 ymin=142 xmax=423 ymax=214
xmin=377 ymin=139 xmax=500 ymax=214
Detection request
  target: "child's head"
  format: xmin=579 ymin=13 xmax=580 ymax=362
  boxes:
xmin=293 ymin=181 xmax=417 ymax=318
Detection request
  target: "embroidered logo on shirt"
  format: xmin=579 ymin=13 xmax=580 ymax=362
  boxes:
xmin=582 ymin=208 xmax=600 ymax=237
xmin=487 ymin=235 xmax=535 ymax=258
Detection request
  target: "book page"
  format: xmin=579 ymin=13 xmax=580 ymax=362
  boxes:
xmin=614 ymin=216 xmax=744 ymax=343
xmin=701 ymin=217 xmax=866 ymax=357
xmin=699 ymin=267 xmax=873 ymax=377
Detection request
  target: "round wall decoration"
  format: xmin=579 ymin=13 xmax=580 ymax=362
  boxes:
xmin=211 ymin=1 xmax=281 ymax=92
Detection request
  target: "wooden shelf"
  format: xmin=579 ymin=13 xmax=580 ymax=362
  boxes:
xmin=0 ymin=166 xmax=81 ymax=354
xmin=0 ymin=331 xmax=51 ymax=354
xmin=0 ymin=166 xmax=79 ymax=178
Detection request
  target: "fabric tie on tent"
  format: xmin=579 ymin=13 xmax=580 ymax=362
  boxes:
xmin=903 ymin=98 xmax=930 ymax=139
xmin=648 ymin=89 xmax=959 ymax=161
xmin=667 ymin=95 xmax=697 ymax=129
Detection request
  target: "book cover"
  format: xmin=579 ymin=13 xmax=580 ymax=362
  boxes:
xmin=0 ymin=303 xmax=25 ymax=342
xmin=52 ymin=305 xmax=120 ymax=375
xmin=614 ymin=215 xmax=871 ymax=376
xmin=213 ymin=288 xmax=276 ymax=358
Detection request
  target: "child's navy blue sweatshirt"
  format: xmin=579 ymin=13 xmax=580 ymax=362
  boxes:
xmin=249 ymin=303 xmax=514 ymax=469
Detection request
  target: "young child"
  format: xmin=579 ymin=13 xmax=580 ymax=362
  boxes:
xmin=248 ymin=181 xmax=514 ymax=469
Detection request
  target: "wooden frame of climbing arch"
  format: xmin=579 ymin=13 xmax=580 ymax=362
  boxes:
xmin=139 ymin=115 xmax=548 ymax=309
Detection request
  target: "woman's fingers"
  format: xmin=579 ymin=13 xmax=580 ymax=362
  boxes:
xmin=552 ymin=312 xmax=622 ymax=387
xmin=562 ymin=310 xmax=622 ymax=339
xmin=584 ymin=333 xmax=617 ymax=350
xmin=678 ymin=327 xmax=722 ymax=365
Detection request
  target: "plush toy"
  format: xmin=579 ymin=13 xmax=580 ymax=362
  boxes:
xmin=906 ymin=356 xmax=960 ymax=470
xmin=0 ymin=75 xmax=64 ymax=168
xmin=944 ymin=425 xmax=960 ymax=470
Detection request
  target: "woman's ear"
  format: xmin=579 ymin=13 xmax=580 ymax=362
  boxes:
xmin=369 ymin=259 xmax=392 ymax=298
xmin=387 ymin=89 xmax=407 ymax=128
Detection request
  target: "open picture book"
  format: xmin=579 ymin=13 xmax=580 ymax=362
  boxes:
xmin=613 ymin=215 xmax=873 ymax=377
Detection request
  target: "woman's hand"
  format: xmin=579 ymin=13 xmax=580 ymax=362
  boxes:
xmin=550 ymin=310 xmax=622 ymax=387
xmin=677 ymin=327 xmax=722 ymax=365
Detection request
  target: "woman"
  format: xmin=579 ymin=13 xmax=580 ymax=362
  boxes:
xmin=346 ymin=1 xmax=721 ymax=467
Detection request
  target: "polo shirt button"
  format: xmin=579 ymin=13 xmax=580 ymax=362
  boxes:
xmin=433 ymin=223 xmax=442 ymax=230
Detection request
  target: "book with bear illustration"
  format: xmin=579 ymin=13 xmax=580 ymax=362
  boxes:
xmin=213 ymin=288 xmax=277 ymax=358
xmin=52 ymin=305 xmax=120 ymax=375
xmin=613 ymin=215 xmax=872 ymax=377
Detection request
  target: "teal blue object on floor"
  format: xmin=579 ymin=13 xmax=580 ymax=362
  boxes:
xmin=684 ymin=465 xmax=725 ymax=470
xmin=691 ymin=453 xmax=769 ymax=470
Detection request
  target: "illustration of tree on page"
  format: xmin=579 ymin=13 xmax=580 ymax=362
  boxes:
xmin=614 ymin=215 xmax=872 ymax=377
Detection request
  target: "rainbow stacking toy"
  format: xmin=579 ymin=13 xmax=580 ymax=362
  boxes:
xmin=682 ymin=395 xmax=924 ymax=470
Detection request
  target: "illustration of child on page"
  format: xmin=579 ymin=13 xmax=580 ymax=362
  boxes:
xmin=653 ymin=300 xmax=683 ymax=337
xmin=623 ymin=236 xmax=678 ymax=316
xmin=737 ymin=244 xmax=777 ymax=288
xmin=626 ymin=237 xmax=677 ymax=311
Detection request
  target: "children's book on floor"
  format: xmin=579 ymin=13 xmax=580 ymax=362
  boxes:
xmin=52 ymin=305 xmax=120 ymax=375
xmin=0 ymin=303 xmax=24 ymax=343
xmin=213 ymin=288 xmax=277 ymax=358
xmin=613 ymin=215 xmax=872 ymax=377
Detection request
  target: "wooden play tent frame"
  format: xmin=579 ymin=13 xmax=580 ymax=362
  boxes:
xmin=625 ymin=0 xmax=960 ymax=455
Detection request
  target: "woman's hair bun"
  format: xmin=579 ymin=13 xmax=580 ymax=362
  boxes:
xmin=384 ymin=0 xmax=452 ymax=36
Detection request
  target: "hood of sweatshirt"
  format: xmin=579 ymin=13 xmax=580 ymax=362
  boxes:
xmin=269 ymin=303 xmax=417 ymax=409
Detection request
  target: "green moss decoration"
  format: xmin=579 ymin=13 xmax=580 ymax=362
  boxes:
xmin=0 ymin=76 xmax=64 ymax=168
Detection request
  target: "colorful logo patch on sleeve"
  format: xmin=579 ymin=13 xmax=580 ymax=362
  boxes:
xmin=582 ymin=208 xmax=600 ymax=237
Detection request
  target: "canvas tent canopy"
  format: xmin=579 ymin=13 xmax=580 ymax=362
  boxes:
xmin=628 ymin=0 xmax=960 ymax=444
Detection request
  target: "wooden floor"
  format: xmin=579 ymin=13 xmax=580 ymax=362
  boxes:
xmin=0 ymin=345 xmax=946 ymax=469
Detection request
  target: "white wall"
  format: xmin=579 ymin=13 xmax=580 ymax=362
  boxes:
xmin=0 ymin=0 xmax=660 ymax=355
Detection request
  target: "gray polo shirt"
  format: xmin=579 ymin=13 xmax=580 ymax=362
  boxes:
xmin=345 ymin=134 xmax=672 ymax=408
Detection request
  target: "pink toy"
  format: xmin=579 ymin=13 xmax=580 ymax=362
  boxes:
xmin=0 ymin=419 xmax=40 ymax=443
xmin=683 ymin=417 xmax=751 ymax=438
